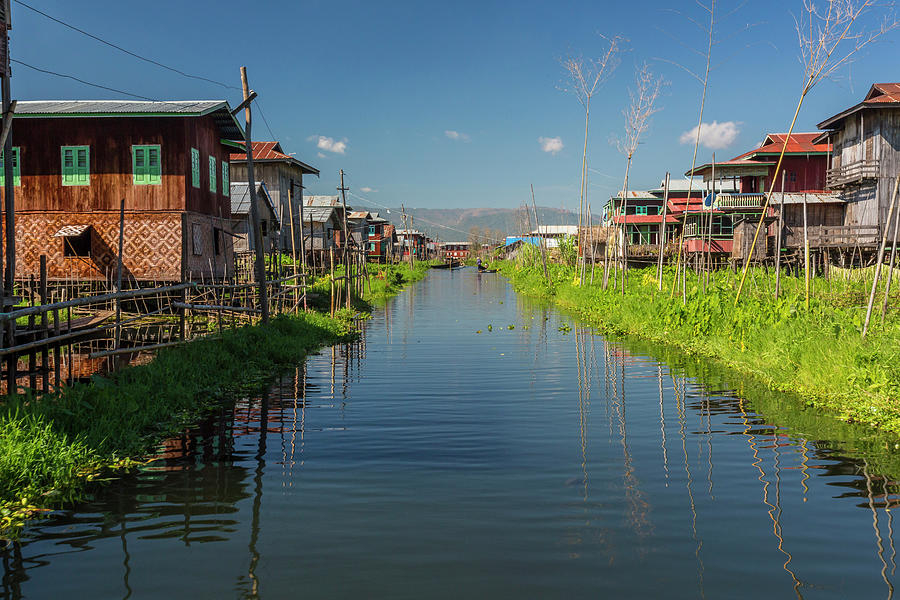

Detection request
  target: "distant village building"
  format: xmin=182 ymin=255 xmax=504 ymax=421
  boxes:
xmin=230 ymin=141 xmax=319 ymax=252
xmin=440 ymin=242 xmax=470 ymax=261
xmin=2 ymin=100 xmax=243 ymax=282
xmin=230 ymin=181 xmax=279 ymax=253
xmin=396 ymin=229 xmax=427 ymax=259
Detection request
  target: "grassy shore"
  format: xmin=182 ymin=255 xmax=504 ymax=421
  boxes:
xmin=500 ymin=259 xmax=900 ymax=435
xmin=0 ymin=261 xmax=428 ymax=536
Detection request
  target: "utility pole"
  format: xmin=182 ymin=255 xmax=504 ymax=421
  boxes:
xmin=240 ymin=66 xmax=268 ymax=323
xmin=1 ymin=0 xmax=14 ymax=297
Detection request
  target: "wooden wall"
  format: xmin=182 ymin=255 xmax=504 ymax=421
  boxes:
xmin=4 ymin=115 xmax=227 ymax=219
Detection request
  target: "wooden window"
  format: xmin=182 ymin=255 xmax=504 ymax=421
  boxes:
xmin=209 ymin=156 xmax=217 ymax=193
xmin=369 ymin=242 xmax=376 ymax=251
xmin=0 ymin=147 xmax=21 ymax=187
xmin=635 ymin=206 xmax=648 ymax=216
xmin=61 ymin=146 xmax=90 ymax=186
xmin=191 ymin=148 xmax=200 ymax=188
xmin=221 ymin=161 xmax=229 ymax=196
xmin=213 ymin=226 xmax=222 ymax=255
xmin=866 ymin=136 xmax=875 ymax=161
xmin=132 ymin=145 xmax=161 ymax=185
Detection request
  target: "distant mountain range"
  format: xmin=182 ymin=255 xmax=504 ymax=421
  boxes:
xmin=352 ymin=205 xmax=599 ymax=243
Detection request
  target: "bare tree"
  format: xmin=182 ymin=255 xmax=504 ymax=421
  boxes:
xmin=613 ymin=63 xmax=665 ymax=295
xmin=561 ymin=35 xmax=624 ymax=285
xmin=734 ymin=0 xmax=900 ymax=304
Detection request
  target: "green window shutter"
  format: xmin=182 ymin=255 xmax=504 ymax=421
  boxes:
xmin=221 ymin=161 xmax=229 ymax=197
xmin=133 ymin=145 xmax=161 ymax=185
xmin=12 ymin=147 xmax=20 ymax=186
xmin=209 ymin=156 xmax=216 ymax=193
xmin=61 ymin=146 xmax=90 ymax=186
xmin=191 ymin=148 xmax=200 ymax=188
xmin=133 ymin=146 xmax=147 ymax=185
xmin=1 ymin=147 xmax=21 ymax=187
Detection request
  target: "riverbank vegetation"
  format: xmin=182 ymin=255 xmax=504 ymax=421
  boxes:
xmin=501 ymin=256 xmax=900 ymax=435
xmin=0 ymin=260 xmax=429 ymax=536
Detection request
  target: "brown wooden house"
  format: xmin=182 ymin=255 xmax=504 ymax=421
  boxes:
xmin=2 ymin=100 xmax=244 ymax=283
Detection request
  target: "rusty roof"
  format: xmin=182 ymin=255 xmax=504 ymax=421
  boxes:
xmin=230 ymin=141 xmax=319 ymax=176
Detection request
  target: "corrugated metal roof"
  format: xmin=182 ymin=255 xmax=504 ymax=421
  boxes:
xmin=777 ymin=192 xmax=843 ymax=204
xmin=302 ymin=206 xmax=337 ymax=223
xmin=347 ymin=211 xmax=370 ymax=219
xmin=230 ymin=181 xmax=277 ymax=219
xmin=614 ymin=190 xmax=657 ymax=199
xmin=305 ymin=195 xmax=341 ymax=207
xmin=865 ymin=83 xmax=900 ymax=104
xmin=16 ymin=100 xmax=244 ymax=140
xmin=531 ymin=225 xmax=578 ymax=236
xmin=229 ymin=141 xmax=319 ymax=175
xmin=18 ymin=100 xmax=224 ymax=114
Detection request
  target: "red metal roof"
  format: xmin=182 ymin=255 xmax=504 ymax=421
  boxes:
xmin=230 ymin=141 xmax=291 ymax=161
xmin=230 ymin=141 xmax=319 ymax=175
xmin=736 ymin=133 xmax=831 ymax=158
xmin=865 ymin=83 xmax=900 ymax=103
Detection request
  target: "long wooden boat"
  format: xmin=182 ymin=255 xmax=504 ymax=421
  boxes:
xmin=431 ymin=261 xmax=460 ymax=269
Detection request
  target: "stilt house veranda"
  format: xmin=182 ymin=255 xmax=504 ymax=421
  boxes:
xmin=0 ymin=100 xmax=244 ymax=283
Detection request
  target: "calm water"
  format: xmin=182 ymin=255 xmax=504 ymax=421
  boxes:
xmin=3 ymin=269 xmax=900 ymax=599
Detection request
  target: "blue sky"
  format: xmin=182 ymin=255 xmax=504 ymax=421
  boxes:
xmin=12 ymin=0 xmax=900 ymax=210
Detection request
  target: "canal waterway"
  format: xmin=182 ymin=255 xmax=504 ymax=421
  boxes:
xmin=4 ymin=268 xmax=900 ymax=598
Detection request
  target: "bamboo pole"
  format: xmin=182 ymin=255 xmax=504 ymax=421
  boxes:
xmin=775 ymin=169 xmax=785 ymax=299
xmin=531 ymin=184 xmax=549 ymax=283
xmin=881 ymin=188 xmax=900 ymax=324
xmin=657 ymin=172 xmax=670 ymax=290
xmin=287 ymin=186 xmax=299 ymax=314
xmin=803 ymin=192 xmax=810 ymax=310
xmin=863 ymin=176 xmax=900 ymax=338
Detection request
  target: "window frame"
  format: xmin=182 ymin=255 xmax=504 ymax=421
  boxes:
xmin=61 ymin=145 xmax=90 ymax=186
xmin=0 ymin=146 xmax=21 ymax=187
xmin=209 ymin=156 xmax=217 ymax=193
xmin=132 ymin=144 xmax=162 ymax=186
xmin=221 ymin=160 xmax=229 ymax=197
xmin=191 ymin=148 xmax=200 ymax=189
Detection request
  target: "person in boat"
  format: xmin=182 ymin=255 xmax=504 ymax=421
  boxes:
xmin=477 ymin=258 xmax=482 ymax=269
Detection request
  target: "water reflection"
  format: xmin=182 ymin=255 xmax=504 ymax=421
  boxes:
xmin=5 ymin=272 xmax=900 ymax=598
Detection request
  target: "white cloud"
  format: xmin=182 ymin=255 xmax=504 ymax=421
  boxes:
xmin=307 ymin=135 xmax=347 ymax=154
xmin=360 ymin=186 xmax=377 ymax=193
xmin=445 ymin=130 xmax=470 ymax=142
xmin=538 ymin=136 xmax=564 ymax=155
xmin=679 ymin=121 xmax=740 ymax=150
xmin=317 ymin=152 xmax=326 ymax=158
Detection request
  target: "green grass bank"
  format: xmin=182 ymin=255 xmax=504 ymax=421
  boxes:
xmin=0 ymin=261 xmax=428 ymax=536
xmin=500 ymin=260 xmax=900 ymax=435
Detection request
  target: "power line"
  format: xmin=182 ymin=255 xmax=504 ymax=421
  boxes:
xmin=14 ymin=0 xmax=240 ymax=91
xmin=12 ymin=59 xmax=158 ymax=101
xmin=253 ymin=98 xmax=278 ymax=142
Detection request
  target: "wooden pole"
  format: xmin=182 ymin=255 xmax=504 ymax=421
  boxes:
xmin=287 ymin=185 xmax=299 ymax=313
xmin=803 ymin=192 xmax=810 ymax=310
xmin=775 ymin=169 xmax=785 ymax=299
xmin=240 ymin=66 xmax=269 ymax=323
xmin=620 ymin=154 xmax=633 ymax=295
xmin=2 ymin=11 xmax=14 ymax=297
xmin=863 ymin=176 xmax=900 ymax=338
xmin=657 ymin=172 xmax=670 ymax=290
xmin=39 ymin=255 xmax=47 ymax=392
xmin=115 ymin=199 xmax=124 ymax=351
xmin=881 ymin=188 xmax=900 ymax=324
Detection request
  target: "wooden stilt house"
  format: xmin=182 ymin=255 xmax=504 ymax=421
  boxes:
xmin=2 ymin=100 xmax=244 ymax=282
